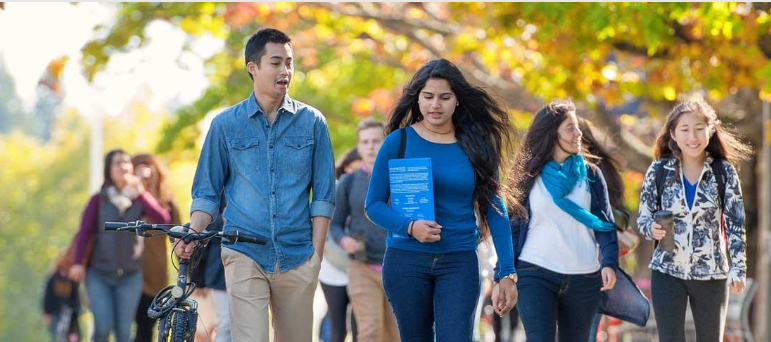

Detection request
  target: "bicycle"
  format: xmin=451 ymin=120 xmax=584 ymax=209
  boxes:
xmin=104 ymin=220 xmax=266 ymax=342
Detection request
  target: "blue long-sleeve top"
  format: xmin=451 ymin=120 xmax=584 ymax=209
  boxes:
xmin=365 ymin=126 xmax=516 ymax=279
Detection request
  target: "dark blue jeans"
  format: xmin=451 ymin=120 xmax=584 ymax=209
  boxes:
xmin=382 ymin=248 xmax=480 ymax=342
xmin=516 ymin=261 xmax=602 ymax=342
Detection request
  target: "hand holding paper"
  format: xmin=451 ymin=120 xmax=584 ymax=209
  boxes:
xmin=412 ymin=220 xmax=442 ymax=243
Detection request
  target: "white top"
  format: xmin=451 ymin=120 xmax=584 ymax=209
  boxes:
xmin=318 ymin=258 xmax=349 ymax=286
xmin=518 ymin=175 xmax=601 ymax=274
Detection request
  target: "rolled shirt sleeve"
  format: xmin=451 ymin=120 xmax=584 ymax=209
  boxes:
xmin=310 ymin=113 xmax=336 ymax=219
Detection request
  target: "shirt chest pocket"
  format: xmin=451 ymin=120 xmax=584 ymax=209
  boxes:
xmin=283 ymin=136 xmax=314 ymax=176
xmin=228 ymin=138 xmax=260 ymax=176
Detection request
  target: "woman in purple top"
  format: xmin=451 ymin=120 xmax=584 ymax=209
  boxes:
xmin=68 ymin=149 xmax=170 ymax=342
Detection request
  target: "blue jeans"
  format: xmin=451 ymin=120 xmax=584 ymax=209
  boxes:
xmin=516 ymin=261 xmax=602 ymax=342
xmin=85 ymin=269 xmax=142 ymax=342
xmin=382 ymin=248 xmax=480 ymax=342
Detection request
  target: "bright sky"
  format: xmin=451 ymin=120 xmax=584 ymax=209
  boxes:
xmin=0 ymin=2 xmax=223 ymax=118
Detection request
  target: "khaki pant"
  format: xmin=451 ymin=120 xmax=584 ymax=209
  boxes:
xmin=347 ymin=260 xmax=400 ymax=342
xmin=221 ymin=248 xmax=321 ymax=342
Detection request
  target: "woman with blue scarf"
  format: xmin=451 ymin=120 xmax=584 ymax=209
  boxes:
xmin=492 ymin=101 xmax=619 ymax=342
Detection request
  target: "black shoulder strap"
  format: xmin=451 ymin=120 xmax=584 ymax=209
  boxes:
xmin=711 ymin=158 xmax=727 ymax=209
xmin=398 ymin=128 xmax=407 ymax=159
xmin=654 ymin=160 xmax=667 ymax=210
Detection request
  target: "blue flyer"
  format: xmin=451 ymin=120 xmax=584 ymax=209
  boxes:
xmin=388 ymin=158 xmax=435 ymax=221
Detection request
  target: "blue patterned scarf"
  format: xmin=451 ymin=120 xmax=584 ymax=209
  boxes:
xmin=541 ymin=154 xmax=615 ymax=232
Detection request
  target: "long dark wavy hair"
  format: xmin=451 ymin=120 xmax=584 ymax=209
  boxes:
xmin=386 ymin=59 xmax=517 ymax=240
xmin=507 ymin=100 xmax=595 ymax=217
xmin=654 ymin=98 xmax=752 ymax=170
xmin=578 ymin=118 xmax=625 ymax=209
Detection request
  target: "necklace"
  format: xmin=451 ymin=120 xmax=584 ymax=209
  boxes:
xmin=420 ymin=121 xmax=454 ymax=135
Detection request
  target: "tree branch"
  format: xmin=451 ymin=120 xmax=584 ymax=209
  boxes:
xmin=670 ymin=21 xmax=695 ymax=44
xmin=758 ymin=34 xmax=771 ymax=59
xmin=611 ymin=20 xmax=700 ymax=59
xmin=313 ymin=3 xmax=460 ymax=36
xmin=612 ymin=41 xmax=670 ymax=58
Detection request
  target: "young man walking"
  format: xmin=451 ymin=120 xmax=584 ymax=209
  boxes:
xmin=176 ymin=28 xmax=336 ymax=342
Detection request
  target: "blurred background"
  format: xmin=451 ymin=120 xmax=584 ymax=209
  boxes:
xmin=1 ymin=2 xmax=771 ymax=341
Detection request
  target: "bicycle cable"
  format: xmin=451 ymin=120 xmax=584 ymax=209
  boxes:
xmin=169 ymin=227 xmax=209 ymax=272
xmin=147 ymin=280 xmax=197 ymax=319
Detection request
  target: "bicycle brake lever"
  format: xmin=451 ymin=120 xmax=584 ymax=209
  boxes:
xmin=134 ymin=227 xmax=152 ymax=237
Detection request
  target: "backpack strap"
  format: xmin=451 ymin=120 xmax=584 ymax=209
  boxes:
xmin=652 ymin=160 xmax=669 ymax=250
xmin=711 ymin=158 xmax=727 ymax=209
xmin=711 ymin=158 xmax=728 ymax=244
xmin=398 ymin=128 xmax=407 ymax=159
xmin=654 ymin=160 xmax=668 ymax=211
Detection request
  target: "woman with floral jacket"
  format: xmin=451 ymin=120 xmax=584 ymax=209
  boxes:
xmin=637 ymin=98 xmax=751 ymax=342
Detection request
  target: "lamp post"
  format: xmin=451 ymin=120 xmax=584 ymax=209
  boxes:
xmin=89 ymin=111 xmax=102 ymax=193
xmin=758 ymin=100 xmax=770 ymax=341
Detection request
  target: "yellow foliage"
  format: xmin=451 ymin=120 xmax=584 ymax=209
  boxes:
xmin=620 ymin=114 xmax=638 ymax=126
xmin=663 ymin=86 xmax=677 ymax=101
xmin=352 ymin=98 xmax=375 ymax=118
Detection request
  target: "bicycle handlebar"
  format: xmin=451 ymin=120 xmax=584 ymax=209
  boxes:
xmin=104 ymin=221 xmax=129 ymax=230
xmin=104 ymin=221 xmax=267 ymax=245
xmin=220 ymin=230 xmax=267 ymax=245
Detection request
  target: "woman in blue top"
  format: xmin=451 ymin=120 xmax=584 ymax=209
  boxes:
xmin=497 ymin=101 xmax=619 ymax=342
xmin=365 ymin=58 xmax=519 ymax=342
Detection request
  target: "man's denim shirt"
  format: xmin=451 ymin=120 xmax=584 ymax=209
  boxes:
xmin=191 ymin=92 xmax=336 ymax=273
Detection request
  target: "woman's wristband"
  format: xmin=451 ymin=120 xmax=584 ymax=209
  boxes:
xmin=407 ymin=221 xmax=415 ymax=236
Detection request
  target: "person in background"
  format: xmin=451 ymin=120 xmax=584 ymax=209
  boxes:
xmin=190 ymin=196 xmax=232 ymax=342
xmin=331 ymin=120 xmax=398 ymax=342
xmin=131 ymin=153 xmax=178 ymax=342
xmin=336 ymin=148 xmax=361 ymax=180
xmin=43 ymin=251 xmax=81 ymax=342
xmin=318 ymin=147 xmax=361 ymax=342
xmin=69 ymin=148 xmax=171 ymax=342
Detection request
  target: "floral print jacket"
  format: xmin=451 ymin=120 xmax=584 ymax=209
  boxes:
xmin=637 ymin=156 xmax=746 ymax=282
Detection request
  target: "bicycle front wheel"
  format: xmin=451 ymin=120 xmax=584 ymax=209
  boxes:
xmin=171 ymin=311 xmax=193 ymax=342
